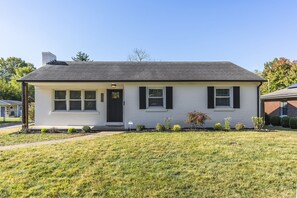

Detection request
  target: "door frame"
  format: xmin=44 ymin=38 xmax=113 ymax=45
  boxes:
xmin=106 ymin=89 xmax=123 ymax=123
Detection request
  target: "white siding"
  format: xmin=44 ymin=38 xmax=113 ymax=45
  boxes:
xmin=34 ymin=82 xmax=259 ymax=128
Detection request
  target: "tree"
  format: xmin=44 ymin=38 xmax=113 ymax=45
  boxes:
xmin=260 ymin=58 xmax=297 ymax=94
xmin=128 ymin=48 xmax=150 ymax=62
xmin=0 ymin=57 xmax=35 ymax=100
xmin=72 ymin=51 xmax=91 ymax=62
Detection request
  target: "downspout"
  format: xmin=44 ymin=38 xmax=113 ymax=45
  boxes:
xmin=257 ymin=82 xmax=263 ymax=117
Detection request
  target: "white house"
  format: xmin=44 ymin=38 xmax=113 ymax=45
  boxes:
xmin=18 ymin=52 xmax=265 ymax=129
xmin=0 ymin=100 xmax=22 ymax=118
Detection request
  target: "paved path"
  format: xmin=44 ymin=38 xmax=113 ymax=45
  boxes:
xmin=0 ymin=132 xmax=124 ymax=151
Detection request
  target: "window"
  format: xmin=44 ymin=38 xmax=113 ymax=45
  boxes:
xmin=148 ymin=88 xmax=164 ymax=107
xmin=215 ymin=88 xmax=230 ymax=107
xmin=69 ymin=91 xmax=81 ymax=110
xmin=54 ymin=90 xmax=97 ymax=111
xmin=281 ymin=101 xmax=288 ymax=116
xmin=54 ymin=90 xmax=66 ymax=110
xmin=85 ymin=91 xmax=96 ymax=110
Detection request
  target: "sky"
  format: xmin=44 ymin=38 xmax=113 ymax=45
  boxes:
xmin=0 ymin=0 xmax=297 ymax=71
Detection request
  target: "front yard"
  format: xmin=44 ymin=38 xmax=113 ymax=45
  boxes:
xmin=0 ymin=117 xmax=21 ymax=124
xmin=0 ymin=127 xmax=87 ymax=146
xmin=0 ymin=131 xmax=297 ymax=197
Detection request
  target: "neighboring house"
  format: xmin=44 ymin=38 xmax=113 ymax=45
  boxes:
xmin=261 ymin=84 xmax=297 ymax=118
xmin=18 ymin=52 xmax=265 ymax=129
xmin=0 ymin=100 xmax=22 ymax=117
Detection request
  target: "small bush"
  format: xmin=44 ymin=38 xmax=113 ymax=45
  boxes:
xmin=270 ymin=116 xmax=281 ymax=126
xmin=235 ymin=123 xmax=245 ymax=131
xmin=82 ymin=126 xmax=91 ymax=132
xmin=213 ymin=123 xmax=222 ymax=130
xmin=185 ymin=111 xmax=211 ymax=129
xmin=41 ymin=128 xmax=48 ymax=134
xmin=281 ymin=117 xmax=290 ymax=128
xmin=224 ymin=117 xmax=231 ymax=131
xmin=136 ymin=125 xmax=145 ymax=131
xmin=251 ymin=117 xmax=264 ymax=130
xmin=155 ymin=123 xmax=165 ymax=132
xmin=289 ymin=117 xmax=297 ymax=129
xmin=68 ymin=128 xmax=76 ymax=134
xmin=172 ymin=124 xmax=182 ymax=132
xmin=164 ymin=117 xmax=172 ymax=130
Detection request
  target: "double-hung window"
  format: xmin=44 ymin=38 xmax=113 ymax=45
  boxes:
xmin=54 ymin=91 xmax=67 ymax=110
xmin=215 ymin=88 xmax=230 ymax=107
xmin=84 ymin=91 xmax=96 ymax=110
xmin=69 ymin=91 xmax=82 ymax=110
xmin=281 ymin=101 xmax=288 ymax=116
xmin=148 ymin=88 xmax=164 ymax=107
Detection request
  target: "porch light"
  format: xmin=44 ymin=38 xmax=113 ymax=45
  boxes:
xmin=111 ymin=83 xmax=117 ymax=88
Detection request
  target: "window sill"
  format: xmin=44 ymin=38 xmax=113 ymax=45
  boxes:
xmin=145 ymin=108 xmax=168 ymax=112
xmin=50 ymin=111 xmax=99 ymax=115
xmin=213 ymin=108 xmax=235 ymax=112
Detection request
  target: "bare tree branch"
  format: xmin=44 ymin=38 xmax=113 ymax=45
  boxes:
xmin=128 ymin=48 xmax=150 ymax=62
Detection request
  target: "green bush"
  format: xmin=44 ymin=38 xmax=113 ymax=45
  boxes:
xmin=224 ymin=117 xmax=231 ymax=131
xmin=68 ymin=128 xmax=76 ymax=134
xmin=235 ymin=123 xmax=245 ymax=131
xmin=270 ymin=116 xmax=281 ymax=126
xmin=136 ymin=125 xmax=145 ymax=131
xmin=251 ymin=117 xmax=264 ymax=130
xmin=281 ymin=117 xmax=290 ymax=128
xmin=213 ymin=123 xmax=222 ymax=130
xmin=155 ymin=123 xmax=165 ymax=132
xmin=172 ymin=124 xmax=182 ymax=132
xmin=41 ymin=128 xmax=48 ymax=134
xmin=289 ymin=117 xmax=297 ymax=129
xmin=82 ymin=126 xmax=91 ymax=132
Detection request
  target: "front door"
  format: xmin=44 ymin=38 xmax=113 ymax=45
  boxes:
xmin=107 ymin=90 xmax=123 ymax=122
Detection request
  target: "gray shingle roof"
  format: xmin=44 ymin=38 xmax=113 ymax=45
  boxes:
xmin=0 ymin=100 xmax=22 ymax=105
xmin=261 ymin=87 xmax=297 ymax=100
xmin=18 ymin=61 xmax=265 ymax=82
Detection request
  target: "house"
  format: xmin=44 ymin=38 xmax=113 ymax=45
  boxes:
xmin=18 ymin=52 xmax=265 ymax=129
xmin=0 ymin=100 xmax=22 ymax=117
xmin=261 ymin=84 xmax=297 ymax=119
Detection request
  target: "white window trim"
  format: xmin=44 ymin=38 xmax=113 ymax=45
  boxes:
xmin=53 ymin=90 xmax=97 ymax=112
xmin=146 ymin=87 xmax=166 ymax=109
xmin=280 ymin=101 xmax=288 ymax=116
xmin=214 ymin=87 xmax=233 ymax=108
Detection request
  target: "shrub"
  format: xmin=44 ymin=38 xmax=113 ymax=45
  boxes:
xmin=41 ymin=128 xmax=48 ymax=134
xmin=82 ymin=126 xmax=91 ymax=132
xmin=185 ymin=111 xmax=211 ymax=129
xmin=281 ymin=117 xmax=290 ymax=128
xmin=224 ymin=117 xmax=231 ymax=131
xmin=289 ymin=117 xmax=297 ymax=129
xmin=164 ymin=117 xmax=172 ymax=130
xmin=235 ymin=123 xmax=245 ymax=131
xmin=251 ymin=117 xmax=264 ymax=130
xmin=136 ymin=125 xmax=145 ymax=131
xmin=270 ymin=116 xmax=281 ymax=126
xmin=155 ymin=123 xmax=165 ymax=132
xmin=264 ymin=113 xmax=270 ymax=125
xmin=172 ymin=124 xmax=182 ymax=132
xmin=68 ymin=128 xmax=76 ymax=133
xmin=213 ymin=123 xmax=222 ymax=130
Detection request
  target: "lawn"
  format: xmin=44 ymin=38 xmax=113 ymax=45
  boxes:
xmin=0 ymin=117 xmax=21 ymax=124
xmin=0 ymin=127 xmax=87 ymax=146
xmin=0 ymin=131 xmax=297 ymax=197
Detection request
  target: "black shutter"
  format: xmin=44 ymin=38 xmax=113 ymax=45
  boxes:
xmin=207 ymin=87 xmax=214 ymax=109
xmin=166 ymin=87 xmax=173 ymax=109
xmin=139 ymin=87 xmax=146 ymax=109
xmin=233 ymin=86 xmax=240 ymax=108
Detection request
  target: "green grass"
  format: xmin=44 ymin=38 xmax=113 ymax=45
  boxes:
xmin=0 ymin=117 xmax=21 ymax=124
xmin=0 ymin=131 xmax=297 ymax=197
xmin=0 ymin=127 xmax=87 ymax=146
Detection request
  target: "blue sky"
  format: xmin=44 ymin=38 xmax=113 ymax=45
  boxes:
xmin=0 ymin=0 xmax=296 ymax=71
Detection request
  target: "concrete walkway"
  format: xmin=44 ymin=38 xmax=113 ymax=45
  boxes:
xmin=0 ymin=131 xmax=124 ymax=151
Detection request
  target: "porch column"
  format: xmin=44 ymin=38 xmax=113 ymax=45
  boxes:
xmin=22 ymin=82 xmax=29 ymax=129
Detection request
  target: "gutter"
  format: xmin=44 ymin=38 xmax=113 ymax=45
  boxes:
xmin=257 ymin=82 xmax=263 ymax=117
